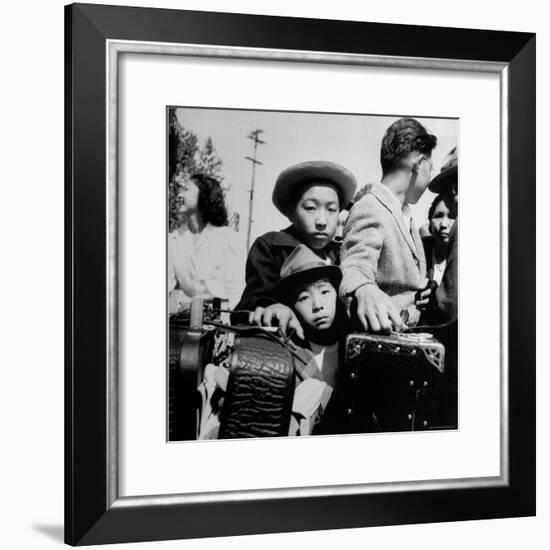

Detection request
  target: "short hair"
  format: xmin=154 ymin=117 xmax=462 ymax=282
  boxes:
xmin=380 ymin=118 xmax=437 ymax=177
xmin=190 ymin=173 xmax=229 ymax=226
xmin=428 ymin=193 xmax=457 ymax=221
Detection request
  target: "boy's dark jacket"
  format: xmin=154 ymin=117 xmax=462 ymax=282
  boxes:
xmin=232 ymin=225 xmax=340 ymax=321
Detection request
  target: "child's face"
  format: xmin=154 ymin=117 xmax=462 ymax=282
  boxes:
xmin=293 ymin=278 xmax=337 ymax=331
xmin=288 ymin=182 xmax=339 ymax=249
xmin=429 ymin=199 xmax=456 ymax=245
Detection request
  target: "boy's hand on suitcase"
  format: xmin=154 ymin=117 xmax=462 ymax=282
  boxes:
xmin=249 ymin=303 xmax=305 ymax=340
xmin=354 ymin=284 xmax=403 ymax=333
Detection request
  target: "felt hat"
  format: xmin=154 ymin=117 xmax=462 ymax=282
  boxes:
xmin=272 ymin=244 xmax=342 ymax=304
xmin=272 ymin=161 xmax=357 ymax=215
xmin=429 ymin=146 xmax=458 ymax=194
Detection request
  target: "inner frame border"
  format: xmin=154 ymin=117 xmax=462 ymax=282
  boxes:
xmin=106 ymin=40 xmax=509 ymax=509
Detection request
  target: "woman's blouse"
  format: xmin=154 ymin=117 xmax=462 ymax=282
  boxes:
xmin=168 ymin=223 xmax=246 ymax=310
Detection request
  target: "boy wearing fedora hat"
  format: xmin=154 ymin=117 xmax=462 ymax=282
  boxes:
xmin=233 ymin=160 xmax=357 ymax=339
xmin=340 ymin=118 xmax=437 ymax=332
xmin=272 ymin=244 xmax=350 ymax=435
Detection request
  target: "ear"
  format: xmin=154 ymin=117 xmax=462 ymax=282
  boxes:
xmin=410 ymin=154 xmax=425 ymax=174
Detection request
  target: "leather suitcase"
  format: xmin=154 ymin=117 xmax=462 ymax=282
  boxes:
xmin=219 ymin=333 xmax=295 ymax=439
xmin=344 ymin=332 xmax=446 ymax=432
xmin=169 ymin=297 xmax=221 ymax=441
xmin=169 ymin=316 xmax=215 ymax=441
xmin=169 ymin=295 xmax=296 ymax=440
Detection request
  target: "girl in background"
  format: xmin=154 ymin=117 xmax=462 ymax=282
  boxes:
xmin=168 ymin=172 xmax=245 ymax=314
xmin=422 ymin=193 xmax=457 ymax=286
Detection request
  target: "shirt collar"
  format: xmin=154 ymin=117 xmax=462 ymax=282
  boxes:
xmin=271 ymin=225 xmax=303 ymax=247
xmin=272 ymin=225 xmax=339 ymax=263
xmin=401 ymin=204 xmax=413 ymax=230
xmin=380 ymin=184 xmax=410 ymax=216
xmin=371 ymin=183 xmax=418 ymax=255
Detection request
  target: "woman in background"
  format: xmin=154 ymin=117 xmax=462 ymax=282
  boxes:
xmin=422 ymin=193 xmax=457 ymax=286
xmin=168 ymin=171 xmax=245 ymax=314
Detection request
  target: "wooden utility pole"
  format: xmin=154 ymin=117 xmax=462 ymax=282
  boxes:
xmin=244 ymin=129 xmax=266 ymax=250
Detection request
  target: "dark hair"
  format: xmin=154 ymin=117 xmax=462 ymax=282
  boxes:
xmin=190 ymin=173 xmax=228 ymax=226
xmin=380 ymin=118 xmax=437 ymax=177
xmin=428 ymin=193 xmax=457 ymax=221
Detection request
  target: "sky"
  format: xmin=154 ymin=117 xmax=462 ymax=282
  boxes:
xmin=174 ymin=107 xmax=458 ymax=247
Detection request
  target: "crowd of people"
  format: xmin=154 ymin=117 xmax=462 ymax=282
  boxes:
xmin=168 ymin=117 xmax=458 ymax=436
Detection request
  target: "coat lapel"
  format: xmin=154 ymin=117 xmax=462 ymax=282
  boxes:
xmin=409 ymin=217 xmax=424 ymax=257
xmin=370 ymin=183 xmax=419 ymax=261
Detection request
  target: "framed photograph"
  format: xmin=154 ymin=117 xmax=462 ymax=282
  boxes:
xmin=166 ymin=107 xmax=459 ymax=442
xmin=65 ymin=2 xmax=535 ymax=545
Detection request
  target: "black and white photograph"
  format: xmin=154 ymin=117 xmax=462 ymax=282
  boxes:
xmin=1 ymin=0 xmax=544 ymax=544
xmin=55 ymin=1 xmax=538 ymax=547
xmin=168 ymin=107 xmax=459 ymax=441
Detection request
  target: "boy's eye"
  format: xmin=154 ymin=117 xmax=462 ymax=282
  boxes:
xmin=297 ymin=294 xmax=310 ymax=303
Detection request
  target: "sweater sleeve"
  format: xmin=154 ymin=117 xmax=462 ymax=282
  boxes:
xmin=339 ymin=198 xmax=384 ymax=297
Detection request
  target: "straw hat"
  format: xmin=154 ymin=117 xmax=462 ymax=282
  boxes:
xmin=272 ymin=160 xmax=357 ymax=215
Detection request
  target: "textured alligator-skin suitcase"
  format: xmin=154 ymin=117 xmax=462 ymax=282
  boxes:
xmin=344 ymin=332 xmax=446 ymax=432
xmin=169 ymin=294 xmax=296 ymax=440
xmin=219 ymin=333 xmax=295 ymax=439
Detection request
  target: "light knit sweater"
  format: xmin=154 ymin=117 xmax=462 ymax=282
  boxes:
xmin=339 ymin=183 xmax=427 ymax=319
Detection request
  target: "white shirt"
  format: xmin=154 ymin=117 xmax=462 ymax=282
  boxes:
xmin=384 ymin=187 xmax=416 ymax=250
xmin=432 ymin=253 xmax=447 ymax=285
xmin=168 ymin=223 xmax=246 ymax=309
xmin=310 ymin=341 xmax=339 ymax=388
xmin=401 ymin=203 xmax=413 ymax=234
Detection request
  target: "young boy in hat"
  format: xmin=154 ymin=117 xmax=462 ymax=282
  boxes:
xmin=234 ymin=160 xmax=357 ymax=338
xmin=339 ymin=118 xmax=437 ymax=332
xmin=271 ymin=244 xmax=349 ymax=435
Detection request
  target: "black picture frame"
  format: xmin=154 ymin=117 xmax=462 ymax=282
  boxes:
xmin=65 ymin=3 xmax=535 ymax=545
